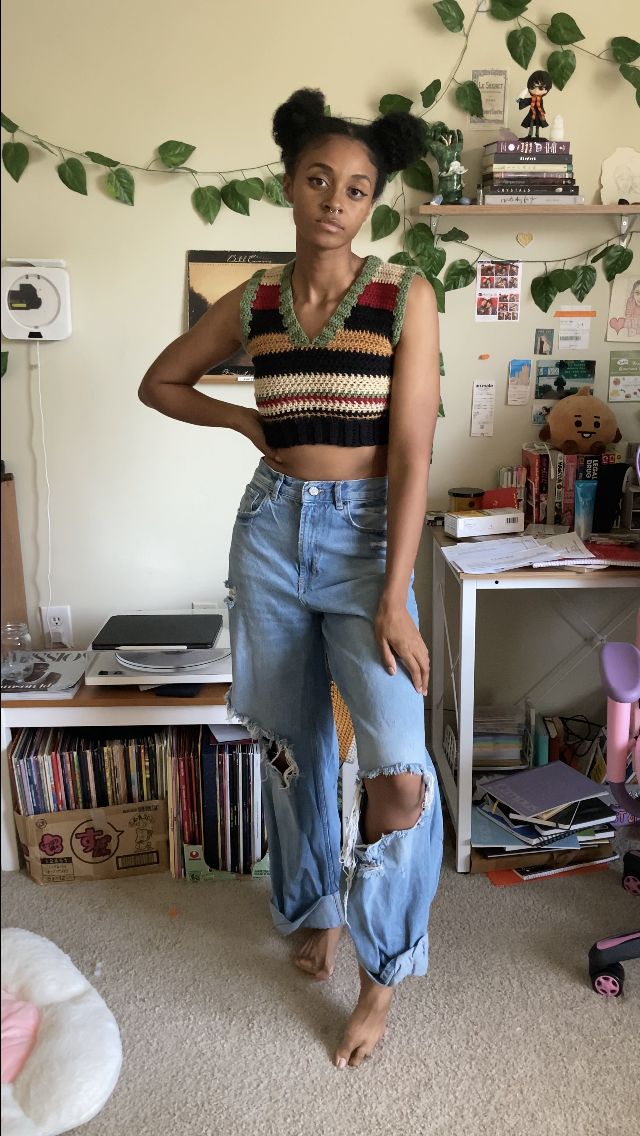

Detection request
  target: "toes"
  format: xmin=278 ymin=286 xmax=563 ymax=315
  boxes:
xmin=348 ymin=1045 xmax=371 ymax=1068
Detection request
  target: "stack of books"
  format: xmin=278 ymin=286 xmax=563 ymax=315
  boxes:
xmin=473 ymin=705 xmax=526 ymax=770
xmin=471 ymin=760 xmax=618 ymax=877
xmin=482 ymin=139 xmax=582 ymax=206
xmin=521 ymin=442 xmax=621 ymax=527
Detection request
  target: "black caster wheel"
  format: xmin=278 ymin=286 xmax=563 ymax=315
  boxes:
xmin=590 ymin=962 xmax=625 ymax=997
xmin=622 ymin=851 xmax=640 ymax=896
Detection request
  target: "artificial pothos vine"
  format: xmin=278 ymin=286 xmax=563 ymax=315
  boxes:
xmin=1 ymin=2 xmax=638 ymax=313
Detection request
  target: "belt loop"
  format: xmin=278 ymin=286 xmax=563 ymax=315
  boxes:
xmin=270 ymin=472 xmax=284 ymax=501
xmin=334 ymin=481 xmax=343 ymax=509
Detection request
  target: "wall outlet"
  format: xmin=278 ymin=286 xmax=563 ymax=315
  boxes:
xmin=40 ymin=604 xmax=73 ymax=647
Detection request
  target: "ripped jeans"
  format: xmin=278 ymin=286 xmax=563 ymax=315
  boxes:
xmin=225 ymin=459 xmax=443 ymax=987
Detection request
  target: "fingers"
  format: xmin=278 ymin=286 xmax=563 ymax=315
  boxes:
xmin=378 ymin=635 xmax=430 ymax=695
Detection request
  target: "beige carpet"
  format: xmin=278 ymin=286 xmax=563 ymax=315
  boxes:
xmin=2 ymin=830 xmax=638 ymax=1136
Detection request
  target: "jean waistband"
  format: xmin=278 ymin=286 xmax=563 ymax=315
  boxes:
xmin=253 ymin=458 xmax=388 ymax=505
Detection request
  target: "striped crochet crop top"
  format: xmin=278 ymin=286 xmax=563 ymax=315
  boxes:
xmin=240 ymin=256 xmax=418 ymax=448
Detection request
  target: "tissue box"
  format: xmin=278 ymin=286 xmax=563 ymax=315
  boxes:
xmin=444 ymin=508 xmax=524 ymax=538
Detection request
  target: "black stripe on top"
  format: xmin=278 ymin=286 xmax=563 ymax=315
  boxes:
xmin=254 ymin=348 xmax=393 ymax=379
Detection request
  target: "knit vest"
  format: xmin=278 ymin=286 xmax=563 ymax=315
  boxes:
xmin=240 ymin=256 xmax=418 ymax=448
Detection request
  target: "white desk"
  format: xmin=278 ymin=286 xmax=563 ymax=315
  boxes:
xmin=430 ymin=529 xmax=640 ymax=872
xmin=1 ymin=682 xmax=359 ymax=872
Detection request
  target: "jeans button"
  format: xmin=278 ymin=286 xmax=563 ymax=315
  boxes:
xmin=308 ymin=486 xmax=320 ymax=496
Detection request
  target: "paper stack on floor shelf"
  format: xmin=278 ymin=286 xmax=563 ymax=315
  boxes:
xmin=470 ymin=759 xmax=618 ymax=876
xmin=472 ymin=705 xmax=527 ymax=770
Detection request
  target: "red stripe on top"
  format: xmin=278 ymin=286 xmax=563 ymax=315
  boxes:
xmin=358 ymin=281 xmax=399 ymax=311
xmin=260 ymin=394 xmax=389 ymax=410
xmin=252 ymin=283 xmax=281 ymax=310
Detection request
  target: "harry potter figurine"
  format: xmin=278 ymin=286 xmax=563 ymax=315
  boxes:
xmin=516 ymin=70 xmax=553 ymax=140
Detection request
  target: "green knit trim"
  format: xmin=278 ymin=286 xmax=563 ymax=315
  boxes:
xmin=280 ymin=255 xmax=382 ymax=349
xmin=392 ymin=265 xmax=420 ymax=346
xmin=239 ymin=269 xmax=266 ymax=348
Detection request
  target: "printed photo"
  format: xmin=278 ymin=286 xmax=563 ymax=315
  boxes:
xmin=534 ymin=358 xmax=596 ymax=400
xmin=534 ymin=328 xmax=554 ymax=355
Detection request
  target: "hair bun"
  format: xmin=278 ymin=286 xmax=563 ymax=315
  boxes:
xmin=369 ymin=112 xmax=428 ymax=173
xmin=273 ymin=89 xmax=326 ymax=152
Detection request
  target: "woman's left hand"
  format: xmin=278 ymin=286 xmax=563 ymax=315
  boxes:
xmin=374 ymin=598 xmax=429 ymax=695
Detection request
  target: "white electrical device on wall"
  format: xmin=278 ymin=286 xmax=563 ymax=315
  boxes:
xmin=1 ymin=259 xmax=72 ymax=340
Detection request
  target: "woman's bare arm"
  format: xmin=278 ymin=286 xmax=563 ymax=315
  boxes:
xmin=138 ymin=283 xmax=272 ymax=454
xmin=374 ymin=273 xmax=441 ymax=693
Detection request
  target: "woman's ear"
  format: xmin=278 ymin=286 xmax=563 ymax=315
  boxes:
xmin=283 ymin=174 xmax=294 ymax=205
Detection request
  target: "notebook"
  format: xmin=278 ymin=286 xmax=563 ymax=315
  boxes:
xmin=91 ymin=613 xmax=223 ymax=651
xmin=471 ymin=805 xmax=580 ymax=851
xmin=481 ymin=760 xmax=608 ymax=820
xmin=531 ymin=540 xmax=640 ymax=570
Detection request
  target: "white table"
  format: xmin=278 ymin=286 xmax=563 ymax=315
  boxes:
xmin=430 ymin=529 xmax=640 ymax=872
xmin=1 ymin=682 xmax=359 ymax=872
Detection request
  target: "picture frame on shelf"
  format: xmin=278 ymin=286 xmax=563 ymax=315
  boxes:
xmin=187 ymin=250 xmax=292 ymax=383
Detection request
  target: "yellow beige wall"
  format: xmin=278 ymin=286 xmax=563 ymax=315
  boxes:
xmin=2 ymin=0 xmax=638 ymax=712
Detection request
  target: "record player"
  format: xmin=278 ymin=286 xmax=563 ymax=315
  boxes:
xmin=84 ymin=612 xmax=232 ymax=686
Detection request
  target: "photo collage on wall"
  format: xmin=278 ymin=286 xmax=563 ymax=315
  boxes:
xmin=475 ymin=259 xmax=523 ymax=322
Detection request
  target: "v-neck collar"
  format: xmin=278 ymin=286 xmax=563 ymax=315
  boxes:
xmin=279 ymin=255 xmax=382 ymax=349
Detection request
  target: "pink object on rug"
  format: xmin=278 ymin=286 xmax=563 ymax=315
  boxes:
xmin=1 ymin=989 xmax=40 ymax=1083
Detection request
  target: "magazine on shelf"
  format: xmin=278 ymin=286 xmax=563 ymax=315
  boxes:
xmin=1 ymin=651 xmax=86 ymax=700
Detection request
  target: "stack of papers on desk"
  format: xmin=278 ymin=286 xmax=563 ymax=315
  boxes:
xmin=443 ymin=532 xmax=604 ymax=574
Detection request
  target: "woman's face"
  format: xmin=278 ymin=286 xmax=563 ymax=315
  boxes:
xmin=284 ymin=135 xmax=377 ymax=249
xmin=633 ymin=282 xmax=640 ymax=305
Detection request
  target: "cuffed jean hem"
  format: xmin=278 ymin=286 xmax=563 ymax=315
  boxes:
xmin=270 ymin=892 xmax=345 ymax=936
xmin=360 ymin=936 xmax=428 ymax=988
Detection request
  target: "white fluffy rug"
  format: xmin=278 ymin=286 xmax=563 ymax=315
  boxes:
xmin=1 ymin=928 xmax=122 ymax=1136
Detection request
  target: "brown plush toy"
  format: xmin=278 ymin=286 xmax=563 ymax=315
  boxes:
xmin=539 ymin=386 xmax=622 ymax=454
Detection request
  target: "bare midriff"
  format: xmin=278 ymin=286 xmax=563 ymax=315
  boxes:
xmin=265 ymin=443 xmax=389 ymax=482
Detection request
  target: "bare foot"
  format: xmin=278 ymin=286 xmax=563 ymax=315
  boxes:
xmin=294 ymin=927 xmax=343 ymax=981
xmin=335 ymin=967 xmax=393 ymax=1068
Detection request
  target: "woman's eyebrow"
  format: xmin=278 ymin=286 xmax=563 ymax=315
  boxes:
xmin=306 ymin=161 xmax=372 ymax=184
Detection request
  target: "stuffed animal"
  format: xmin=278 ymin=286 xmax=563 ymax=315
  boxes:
xmin=539 ymin=386 xmax=622 ymax=454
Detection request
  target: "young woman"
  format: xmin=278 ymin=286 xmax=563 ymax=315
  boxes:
xmin=139 ymin=88 xmax=443 ymax=1069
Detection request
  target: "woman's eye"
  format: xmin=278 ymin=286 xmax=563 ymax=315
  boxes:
xmin=349 ymin=187 xmax=365 ymax=198
xmin=309 ymin=177 xmax=327 ymax=187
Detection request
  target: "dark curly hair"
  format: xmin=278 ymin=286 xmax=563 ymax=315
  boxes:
xmin=272 ymin=88 xmax=428 ymax=200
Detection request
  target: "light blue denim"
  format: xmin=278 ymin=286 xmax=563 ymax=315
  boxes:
xmin=225 ymin=458 xmax=443 ymax=987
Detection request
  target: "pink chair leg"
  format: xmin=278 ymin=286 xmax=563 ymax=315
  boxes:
xmin=607 ymin=696 xmax=632 ymax=785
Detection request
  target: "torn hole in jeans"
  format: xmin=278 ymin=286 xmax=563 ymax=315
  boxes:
xmin=225 ymin=691 xmax=299 ymax=787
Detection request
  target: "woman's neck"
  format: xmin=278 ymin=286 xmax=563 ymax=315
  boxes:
xmin=291 ymin=244 xmax=365 ymax=305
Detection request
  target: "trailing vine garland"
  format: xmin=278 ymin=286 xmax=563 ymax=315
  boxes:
xmin=1 ymin=1 xmax=638 ymax=318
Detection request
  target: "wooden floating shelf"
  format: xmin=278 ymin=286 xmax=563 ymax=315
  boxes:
xmin=418 ymin=204 xmax=640 ymax=216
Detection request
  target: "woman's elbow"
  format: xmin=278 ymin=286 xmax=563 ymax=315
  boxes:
xmin=138 ymin=374 xmax=157 ymax=408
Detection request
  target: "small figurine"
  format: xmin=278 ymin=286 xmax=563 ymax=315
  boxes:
xmin=516 ymin=70 xmax=553 ymax=141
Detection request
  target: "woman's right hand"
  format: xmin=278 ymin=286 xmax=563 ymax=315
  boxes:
xmin=234 ymin=407 xmax=280 ymax=464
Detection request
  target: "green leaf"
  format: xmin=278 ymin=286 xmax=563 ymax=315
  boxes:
xmin=1 ymin=351 xmax=8 ymax=378
xmin=405 ymin=222 xmax=434 ymax=257
xmin=85 ymin=150 xmax=120 ymax=168
xmin=32 ymin=137 xmax=57 ymax=155
xmin=428 ymin=275 xmax=446 ymax=313
xmin=546 ymin=14 xmax=584 ymax=46
xmin=402 ymin=160 xmax=433 ymax=193
xmin=439 ymin=227 xmax=468 ymax=243
xmin=221 ymin=180 xmax=251 ymax=215
xmin=546 ymin=49 xmax=576 ymax=90
xmin=323 ymin=104 xmax=332 ymax=117
xmin=105 ymin=166 xmax=135 ymax=205
xmin=611 ymin=36 xmax=640 ymax=64
xmin=489 ymin=0 xmax=530 ymax=21
xmin=620 ymin=63 xmax=640 ymax=90
xmin=157 ymin=140 xmax=196 ymax=169
xmin=239 ymin=177 xmax=264 ymax=201
xmin=420 ymin=80 xmax=441 ymax=110
xmin=443 ymin=258 xmax=475 ymax=291
xmin=265 ymin=174 xmax=291 ymax=207
xmin=1 ymin=112 xmax=19 ymax=133
xmin=192 ymin=185 xmax=221 ymax=224
xmin=507 ymin=27 xmax=536 ymax=69
xmin=531 ymin=273 xmax=558 ymax=312
xmin=570 ymin=265 xmax=597 ymax=302
xmin=57 ymin=157 xmax=87 ymax=195
xmin=2 ymin=141 xmax=29 ymax=182
xmin=378 ymin=94 xmax=413 ymax=115
xmin=388 ymin=252 xmax=416 ymax=267
xmin=371 ymin=203 xmax=400 ymax=240
xmin=602 ymin=245 xmax=633 ymax=282
xmin=590 ymin=245 xmax=609 ymax=264
xmin=455 ymin=81 xmax=483 ymax=118
xmin=547 ymin=267 xmax=577 ymax=292
xmin=433 ymin=0 xmax=464 ymax=33
xmin=417 ymin=246 xmax=446 ymax=278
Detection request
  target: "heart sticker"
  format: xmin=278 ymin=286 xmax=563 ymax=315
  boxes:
xmin=516 ymin=233 xmax=533 ymax=247
xmin=609 ymin=317 xmax=626 ymax=334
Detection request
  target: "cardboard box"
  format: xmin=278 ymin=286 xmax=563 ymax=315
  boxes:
xmin=14 ymin=799 xmax=169 ymax=884
xmin=444 ymin=508 xmax=524 ymax=538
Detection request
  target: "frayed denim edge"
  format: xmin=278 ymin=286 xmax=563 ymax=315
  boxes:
xmin=225 ymin=690 xmax=299 ymax=787
xmin=340 ymin=765 xmax=435 ymax=923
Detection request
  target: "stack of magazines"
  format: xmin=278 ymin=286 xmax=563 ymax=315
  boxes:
xmin=1 ymin=651 xmax=86 ymax=700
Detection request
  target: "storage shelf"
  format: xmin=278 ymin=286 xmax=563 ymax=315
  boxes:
xmin=418 ymin=204 xmax=640 ymax=216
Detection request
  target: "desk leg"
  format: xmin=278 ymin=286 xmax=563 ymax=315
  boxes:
xmin=1 ymin=714 xmax=20 ymax=872
xmin=456 ymin=579 xmax=477 ymax=873
xmin=431 ymin=536 xmax=446 ymax=764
